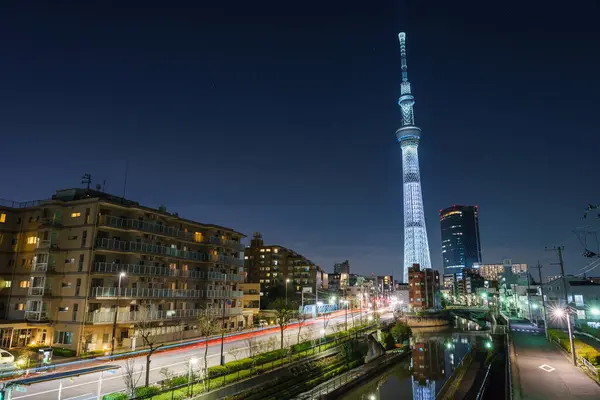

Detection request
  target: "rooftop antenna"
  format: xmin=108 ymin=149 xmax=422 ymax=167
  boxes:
xmin=81 ymin=173 xmax=92 ymax=190
xmin=122 ymin=160 xmax=129 ymax=199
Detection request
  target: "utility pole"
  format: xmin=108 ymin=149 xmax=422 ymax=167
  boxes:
xmin=547 ymin=246 xmax=576 ymax=366
xmin=531 ymin=262 xmax=548 ymax=340
xmin=526 ymin=269 xmax=533 ymax=324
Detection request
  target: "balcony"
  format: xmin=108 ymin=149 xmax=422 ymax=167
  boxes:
xmin=86 ymin=307 xmax=242 ymax=324
xmin=91 ymin=287 xmax=204 ymax=299
xmin=204 ymin=290 xmax=243 ymax=299
xmin=95 ymin=238 xmax=212 ymax=262
xmin=25 ymin=311 xmax=49 ymax=321
xmin=92 ymin=262 xmax=243 ymax=282
xmin=36 ymin=240 xmax=56 ymax=251
xmin=28 ymin=287 xmax=51 ymax=296
xmin=32 ymin=263 xmax=48 ymax=273
xmin=98 ymin=216 xmax=244 ymax=251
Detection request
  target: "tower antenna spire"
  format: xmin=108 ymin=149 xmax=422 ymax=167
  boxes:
xmin=398 ymin=32 xmax=409 ymax=82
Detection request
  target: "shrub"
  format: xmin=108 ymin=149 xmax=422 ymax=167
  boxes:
xmin=52 ymin=347 xmax=76 ymax=357
xmin=383 ymin=333 xmax=396 ymax=350
xmin=391 ymin=321 xmax=412 ymax=344
xmin=169 ymin=376 xmax=188 ymax=387
xmin=102 ymin=393 xmax=127 ymax=400
xmin=549 ymin=329 xmax=600 ymax=366
xmin=135 ymin=386 xmax=160 ymax=397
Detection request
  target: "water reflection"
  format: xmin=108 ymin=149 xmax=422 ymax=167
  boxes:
xmin=341 ymin=321 xmax=485 ymax=400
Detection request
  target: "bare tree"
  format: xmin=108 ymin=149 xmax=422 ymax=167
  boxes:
xmin=246 ymin=336 xmax=261 ymax=371
xmin=198 ymin=314 xmax=220 ymax=389
xmin=122 ymin=359 xmax=142 ymax=399
xmin=270 ymin=298 xmax=298 ymax=350
xmin=296 ymin=312 xmax=308 ymax=346
xmin=265 ymin=336 xmax=278 ymax=352
xmin=159 ymin=367 xmax=174 ymax=388
xmin=135 ymin=319 xmax=164 ymax=387
xmin=80 ymin=329 xmax=94 ymax=355
xmin=228 ymin=345 xmax=243 ymax=378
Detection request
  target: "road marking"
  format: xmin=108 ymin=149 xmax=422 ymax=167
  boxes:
xmin=64 ymin=394 xmax=93 ymax=400
xmin=539 ymin=364 xmax=555 ymax=372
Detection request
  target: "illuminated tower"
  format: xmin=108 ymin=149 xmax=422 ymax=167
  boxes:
xmin=396 ymin=32 xmax=432 ymax=283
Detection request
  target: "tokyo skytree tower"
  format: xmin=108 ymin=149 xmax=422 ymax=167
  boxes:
xmin=396 ymin=32 xmax=432 ymax=283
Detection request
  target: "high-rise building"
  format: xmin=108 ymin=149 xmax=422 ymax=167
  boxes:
xmin=440 ymin=205 xmax=482 ymax=274
xmin=396 ymin=32 xmax=432 ymax=283
xmin=244 ymin=233 xmax=325 ymax=298
xmin=0 ymin=188 xmax=245 ymax=354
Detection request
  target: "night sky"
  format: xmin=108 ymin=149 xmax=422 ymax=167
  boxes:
xmin=1 ymin=1 xmax=599 ymax=279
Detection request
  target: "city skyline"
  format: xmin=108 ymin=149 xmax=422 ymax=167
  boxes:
xmin=1 ymin=1 xmax=599 ymax=279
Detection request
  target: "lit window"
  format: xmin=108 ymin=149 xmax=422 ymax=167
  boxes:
xmin=19 ymin=280 xmax=30 ymax=288
xmin=27 ymin=236 xmax=37 ymax=245
xmin=260 ymin=249 xmax=265 ymax=252
xmin=5 ymin=281 xmax=11 ymax=288
xmin=0 ymin=213 xmax=5 ymax=223
xmin=266 ymin=248 xmax=271 ymax=252
xmin=259 ymin=280 xmax=264 ymax=283
xmin=59 ymin=307 xmax=69 ymax=312
xmin=194 ymin=232 xmax=203 ymax=242
xmin=15 ymin=303 xmax=25 ymax=311
xmin=71 ymin=212 xmax=81 ymax=218
xmin=273 ymin=248 xmax=278 ymax=254
xmin=577 ymin=309 xmax=586 ymax=320
xmin=244 ymin=256 xmax=248 ymax=260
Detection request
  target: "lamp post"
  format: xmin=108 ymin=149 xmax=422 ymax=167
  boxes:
xmin=341 ymin=300 xmax=349 ymax=331
xmin=111 ymin=272 xmax=126 ymax=356
xmin=554 ymin=307 xmax=576 ymax=366
xmin=220 ymin=273 xmax=228 ymax=366
xmin=188 ymin=357 xmax=198 ymax=396
xmin=285 ymin=278 xmax=290 ymax=304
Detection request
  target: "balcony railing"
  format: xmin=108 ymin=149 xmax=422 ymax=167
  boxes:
xmin=25 ymin=311 xmax=49 ymax=321
xmin=32 ymin=263 xmax=48 ymax=273
xmin=204 ymin=290 xmax=244 ymax=299
xmin=98 ymin=216 xmax=244 ymax=251
xmin=36 ymin=240 xmax=53 ymax=250
xmin=92 ymin=262 xmax=244 ymax=282
xmin=86 ymin=307 xmax=242 ymax=324
xmin=27 ymin=287 xmax=51 ymax=296
xmin=91 ymin=287 xmax=206 ymax=299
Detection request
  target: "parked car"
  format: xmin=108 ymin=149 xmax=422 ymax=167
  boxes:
xmin=0 ymin=350 xmax=14 ymax=365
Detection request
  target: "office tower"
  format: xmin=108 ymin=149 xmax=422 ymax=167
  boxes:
xmin=440 ymin=205 xmax=482 ymax=274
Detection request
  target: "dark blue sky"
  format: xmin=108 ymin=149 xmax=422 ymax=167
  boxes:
xmin=1 ymin=1 xmax=599 ymax=279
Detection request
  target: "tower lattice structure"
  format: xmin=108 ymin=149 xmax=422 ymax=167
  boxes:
xmin=396 ymin=32 xmax=432 ymax=283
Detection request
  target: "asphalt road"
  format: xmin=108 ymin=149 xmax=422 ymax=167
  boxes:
xmin=510 ymin=320 xmax=600 ymax=400
xmin=10 ymin=311 xmax=391 ymax=400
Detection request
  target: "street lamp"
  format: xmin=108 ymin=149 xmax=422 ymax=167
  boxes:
xmin=341 ymin=300 xmax=349 ymax=331
xmin=111 ymin=271 xmax=126 ymax=356
xmin=553 ymin=307 xmax=576 ymax=366
xmin=285 ymin=278 xmax=291 ymax=303
xmin=188 ymin=357 xmax=198 ymax=396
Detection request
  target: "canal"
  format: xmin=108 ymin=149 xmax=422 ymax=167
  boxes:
xmin=340 ymin=317 xmax=491 ymax=400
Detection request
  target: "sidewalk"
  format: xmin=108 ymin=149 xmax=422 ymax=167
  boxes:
xmin=510 ymin=324 xmax=600 ymax=399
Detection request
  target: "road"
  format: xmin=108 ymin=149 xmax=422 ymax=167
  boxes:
xmin=510 ymin=319 xmax=600 ymax=400
xmin=10 ymin=311 xmax=392 ymax=399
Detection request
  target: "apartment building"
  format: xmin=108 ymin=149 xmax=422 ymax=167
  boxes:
xmin=408 ymin=264 xmax=440 ymax=311
xmin=0 ymin=188 xmax=245 ymax=354
xmin=239 ymin=283 xmax=260 ymax=326
xmin=244 ymin=232 xmax=325 ymax=300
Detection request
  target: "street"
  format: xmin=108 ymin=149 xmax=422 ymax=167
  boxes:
xmin=510 ymin=319 xmax=600 ymax=400
xmin=10 ymin=311 xmax=391 ymax=399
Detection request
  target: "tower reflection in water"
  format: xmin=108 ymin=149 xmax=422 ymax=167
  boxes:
xmin=411 ymin=338 xmax=445 ymax=400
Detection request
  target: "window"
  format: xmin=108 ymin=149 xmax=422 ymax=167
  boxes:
xmin=14 ymin=303 xmax=25 ymax=311
xmin=577 ymin=309 xmax=586 ymax=320
xmin=65 ymin=258 xmax=75 ymax=264
xmin=0 ymin=213 xmax=5 ymax=223
xmin=71 ymin=212 xmax=81 ymax=218
xmin=5 ymin=281 xmax=11 ymax=288
xmin=273 ymin=248 xmax=278 ymax=253
xmin=78 ymin=254 xmax=84 ymax=272
xmin=54 ymin=331 xmax=73 ymax=345
xmin=194 ymin=232 xmax=203 ymax=242
xmin=574 ymin=295 xmax=584 ymax=306
xmin=102 ymin=333 xmax=109 ymax=344
xmin=19 ymin=280 xmax=30 ymax=288
xmin=68 ymin=236 xmax=78 ymax=240
xmin=260 ymin=249 xmax=265 ymax=252
xmin=59 ymin=306 xmax=69 ymax=312
xmin=72 ymin=304 xmax=78 ymax=321
xmin=27 ymin=236 xmax=37 ymax=245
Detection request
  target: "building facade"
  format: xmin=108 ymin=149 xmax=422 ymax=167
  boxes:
xmin=477 ymin=260 xmax=528 ymax=281
xmin=440 ymin=205 xmax=482 ymax=274
xmin=239 ymin=283 xmax=260 ymax=327
xmin=244 ymin=232 xmax=325 ymax=300
xmin=542 ymin=276 xmax=600 ymax=328
xmin=0 ymin=188 xmax=245 ymax=354
xmin=333 ymin=260 xmax=350 ymax=275
xmin=408 ymin=264 xmax=440 ymax=311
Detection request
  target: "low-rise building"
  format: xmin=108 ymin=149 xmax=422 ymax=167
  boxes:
xmin=477 ymin=260 xmax=528 ymax=281
xmin=239 ymin=283 xmax=260 ymax=327
xmin=408 ymin=264 xmax=440 ymax=311
xmin=0 ymin=188 xmax=246 ymax=354
xmin=542 ymin=276 xmax=600 ymax=328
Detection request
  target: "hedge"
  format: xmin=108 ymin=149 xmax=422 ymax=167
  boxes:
xmin=549 ymin=329 xmax=600 ymax=366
